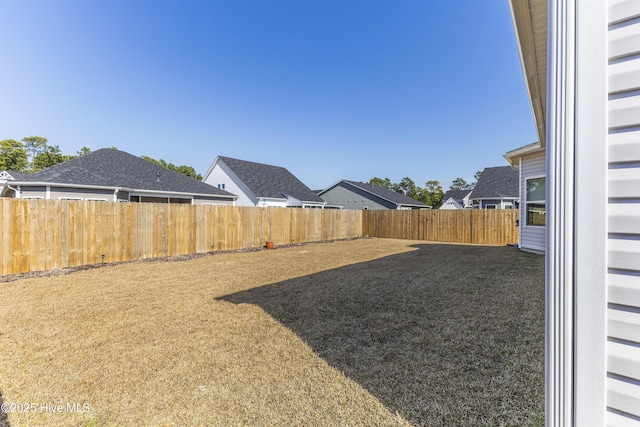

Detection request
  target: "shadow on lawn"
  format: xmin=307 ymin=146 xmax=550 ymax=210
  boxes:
xmin=220 ymin=244 xmax=545 ymax=427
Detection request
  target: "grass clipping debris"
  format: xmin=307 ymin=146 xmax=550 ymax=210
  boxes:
xmin=0 ymin=239 xmax=544 ymax=426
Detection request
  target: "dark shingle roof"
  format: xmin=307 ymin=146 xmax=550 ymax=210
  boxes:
xmin=14 ymin=149 xmax=235 ymax=197
xmin=442 ymin=189 xmax=472 ymax=203
xmin=219 ymin=156 xmax=324 ymax=203
xmin=470 ymin=166 xmax=519 ymax=199
xmin=339 ymin=180 xmax=430 ymax=208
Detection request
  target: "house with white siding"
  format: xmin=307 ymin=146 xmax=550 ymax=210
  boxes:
xmin=202 ymin=156 xmax=326 ymax=208
xmin=509 ymin=0 xmax=640 ymax=424
xmin=440 ymin=189 xmax=472 ymax=210
xmin=504 ymin=142 xmax=546 ymax=253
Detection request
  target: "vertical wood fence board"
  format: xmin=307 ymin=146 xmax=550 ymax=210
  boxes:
xmin=83 ymin=202 xmax=93 ymax=267
xmin=165 ymin=204 xmax=175 ymax=257
xmin=0 ymin=200 xmax=4 ymax=275
xmin=198 ymin=205 xmax=208 ymax=253
xmin=214 ymin=206 xmax=225 ymax=251
xmin=10 ymin=200 xmax=22 ymax=273
xmin=250 ymin=207 xmax=262 ymax=249
xmin=209 ymin=206 xmax=218 ymax=252
xmin=124 ymin=203 xmax=134 ymax=262
xmin=26 ymin=201 xmax=37 ymax=272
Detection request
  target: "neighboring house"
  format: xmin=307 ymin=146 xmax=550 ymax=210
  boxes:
xmin=504 ymin=142 xmax=546 ymax=253
xmin=468 ymin=166 xmax=519 ymax=209
xmin=318 ymin=180 xmax=430 ymax=210
xmin=510 ymin=0 xmax=640 ymax=424
xmin=202 ymin=156 xmax=325 ymax=208
xmin=0 ymin=149 xmax=237 ymax=205
xmin=440 ymin=189 xmax=473 ymax=210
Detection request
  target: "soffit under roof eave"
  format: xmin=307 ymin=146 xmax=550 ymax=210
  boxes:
xmin=504 ymin=141 xmax=544 ymax=167
xmin=509 ymin=0 xmax=548 ymax=148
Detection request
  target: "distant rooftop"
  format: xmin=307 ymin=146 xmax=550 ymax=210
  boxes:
xmin=321 ymin=180 xmax=430 ymax=208
xmin=9 ymin=149 xmax=236 ymax=197
xmin=471 ymin=166 xmax=519 ymax=199
xmin=217 ymin=156 xmax=324 ymax=203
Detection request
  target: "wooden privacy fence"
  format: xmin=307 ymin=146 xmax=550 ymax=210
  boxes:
xmin=362 ymin=209 xmax=519 ymax=246
xmin=0 ymin=199 xmax=363 ymax=275
xmin=0 ymin=199 xmax=519 ymax=276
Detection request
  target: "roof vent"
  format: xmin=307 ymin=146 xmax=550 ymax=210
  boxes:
xmin=156 ymin=172 xmax=161 ymax=182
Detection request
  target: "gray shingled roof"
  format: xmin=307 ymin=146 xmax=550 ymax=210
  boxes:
xmin=442 ymin=189 xmax=472 ymax=203
xmin=339 ymin=180 xmax=430 ymax=208
xmin=219 ymin=156 xmax=324 ymax=203
xmin=470 ymin=166 xmax=519 ymax=199
xmin=13 ymin=149 xmax=236 ymax=197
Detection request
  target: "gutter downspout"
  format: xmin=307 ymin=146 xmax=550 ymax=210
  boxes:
xmin=6 ymin=184 xmax=20 ymax=198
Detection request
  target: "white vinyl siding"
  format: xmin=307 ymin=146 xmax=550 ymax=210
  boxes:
xmin=51 ymin=187 xmax=114 ymax=201
xmin=19 ymin=186 xmax=47 ymax=199
xmin=192 ymin=196 xmax=234 ymax=206
xmin=203 ymin=160 xmax=260 ymax=207
xmin=520 ymin=151 xmax=546 ymax=252
xmin=607 ymin=1 xmax=640 ymax=423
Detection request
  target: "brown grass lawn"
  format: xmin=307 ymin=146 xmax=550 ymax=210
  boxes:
xmin=0 ymin=238 xmax=544 ymax=427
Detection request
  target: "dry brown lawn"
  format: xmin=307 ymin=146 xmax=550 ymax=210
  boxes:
xmin=0 ymin=238 xmax=544 ymax=426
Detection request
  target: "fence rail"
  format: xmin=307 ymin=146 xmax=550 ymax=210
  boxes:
xmin=0 ymin=199 xmax=519 ymax=276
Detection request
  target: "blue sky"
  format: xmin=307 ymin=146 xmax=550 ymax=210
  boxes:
xmin=0 ymin=0 xmax=536 ymax=190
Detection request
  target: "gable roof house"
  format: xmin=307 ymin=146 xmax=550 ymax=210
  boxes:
xmin=318 ymin=180 xmax=430 ymax=210
xmin=469 ymin=166 xmax=519 ymax=209
xmin=440 ymin=189 xmax=473 ymax=210
xmin=507 ymin=0 xmax=640 ymax=423
xmin=0 ymin=149 xmax=237 ymax=205
xmin=202 ymin=156 xmax=325 ymax=208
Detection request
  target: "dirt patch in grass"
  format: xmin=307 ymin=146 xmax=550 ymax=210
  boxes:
xmin=0 ymin=238 xmax=544 ymax=426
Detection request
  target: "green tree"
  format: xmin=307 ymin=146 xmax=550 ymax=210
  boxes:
xmin=173 ymin=165 xmax=202 ymax=181
xmin=450 ymin=177 xmax=471 ymax=191
xmin=142 ymin=156 xmax=202 ymax=180
xmin=397 ymin=177 xmax=419 ymax=199
xmin=0 ymin=139 xmax=28 ymax=171
xmin=77 ymin=147 xmax=91 ymax=156
xmin=423 ymin=180 xmax=444 ymax=208
xmin=470 ymin=170 xmax=483 ymax=189
xmin=368 ymin=177 xmax=393 ymax=189
xmin=22 ymin=136 xmax=48 ymax=169
xmin=33 ymin=145 xmax=69 ymax=171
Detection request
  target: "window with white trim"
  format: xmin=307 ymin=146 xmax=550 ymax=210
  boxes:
xmin=526 ymin=177 xmax=545 ymax=226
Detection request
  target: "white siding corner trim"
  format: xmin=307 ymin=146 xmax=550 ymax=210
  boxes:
xmin=547 ymin=0 xmax=608 ymax=425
